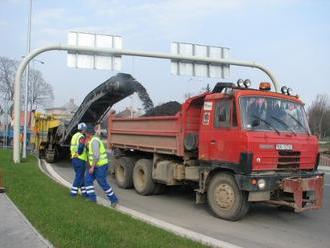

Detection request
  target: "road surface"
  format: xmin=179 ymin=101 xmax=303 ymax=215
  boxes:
xmin=48 ymin=160 xmax=330 ymax=248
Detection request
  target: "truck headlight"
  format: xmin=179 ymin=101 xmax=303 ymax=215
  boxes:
xmin=257 ymin=179 xmax=266 ymax=190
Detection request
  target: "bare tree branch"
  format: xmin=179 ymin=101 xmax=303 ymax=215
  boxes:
xmin=308 ymin=94 xmax=330 ymax=139
xmin=28 ymin=69 xmax=54 ymax=109
xmin=0 ymin=56 xmax=54 ymax=115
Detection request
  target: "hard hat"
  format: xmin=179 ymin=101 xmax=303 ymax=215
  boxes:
xmin=77 ymin=122 xmax=87 ymax=131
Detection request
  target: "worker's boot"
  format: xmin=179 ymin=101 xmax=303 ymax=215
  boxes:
xmin=70 ymin=186 xmax=78 ymax=197
xmin=85 ymin=185 xmax=97 ymax=202
xmin=81 ymin=186 xmax=88 ymax=198
xmin=105 ymin=186 xmax=118 ymax=207
xmin=110 ymin=195 xmax=119 ymax=208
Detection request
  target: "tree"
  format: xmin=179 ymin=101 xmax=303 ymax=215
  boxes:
xmin=27 ymin=69 xmax=54 ymax=109
xmin=0 ymin=57 xmax=20 ymax=115
xmin=0 ymin=56 xmax=54 ymax=113
xmin=308 ymin=94 xmax=330 ymax=139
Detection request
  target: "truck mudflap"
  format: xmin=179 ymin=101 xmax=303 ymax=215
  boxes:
xmin=268 ymin=174 xmax=324 ymax=212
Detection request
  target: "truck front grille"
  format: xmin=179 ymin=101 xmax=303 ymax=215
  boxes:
xmin=277 ymin=150 xmax=300 ymax=169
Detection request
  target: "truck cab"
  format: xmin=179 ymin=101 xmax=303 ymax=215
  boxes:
xmin=194 ymin=82 xmax=323 ymax=220
xmin=199 ymin=83 xmax=319 ymax=171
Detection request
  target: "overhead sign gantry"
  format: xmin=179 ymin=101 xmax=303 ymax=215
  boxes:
xmin=13 ymin=31 xmax=279 ymax=163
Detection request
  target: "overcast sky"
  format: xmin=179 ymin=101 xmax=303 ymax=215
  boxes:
xmin=0 ymin=0 xmax=329 ymax=111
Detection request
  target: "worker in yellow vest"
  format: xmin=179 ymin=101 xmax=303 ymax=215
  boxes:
xmin=70 ymin=122 xmax=88 ymax=197
xmin=84 ymin=125 xmax=118 ymax=207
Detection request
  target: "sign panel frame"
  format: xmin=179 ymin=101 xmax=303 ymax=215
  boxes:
xmin=171 ymin=41 xmax=230 ymax=78
xmin=67 ymin=31 xmax=122 ymax=70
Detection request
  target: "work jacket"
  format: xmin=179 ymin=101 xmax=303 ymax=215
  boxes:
xmin=88 ymin=136 xmax=108 ymax=167
xmin=70 ymin=132 xmax=87 ymax=161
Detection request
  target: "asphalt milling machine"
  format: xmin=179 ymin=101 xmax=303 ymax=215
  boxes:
xmin=33 ymin=73 xmax=153 ymax=162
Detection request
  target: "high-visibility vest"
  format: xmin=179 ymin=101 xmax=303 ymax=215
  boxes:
xmin=70 ymin=132 xmax=87 ymax=161
xmin=88 ymin=136 xmax=108 ymax=167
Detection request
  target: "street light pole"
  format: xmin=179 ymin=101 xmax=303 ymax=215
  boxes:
xmin=22 ymin=0 xmax=32 ymax=159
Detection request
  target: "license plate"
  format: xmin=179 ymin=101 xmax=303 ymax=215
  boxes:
xmin=276 ymin=144 xmax=293 ymax=150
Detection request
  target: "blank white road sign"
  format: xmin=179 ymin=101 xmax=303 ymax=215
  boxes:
xmin=67 ymin=31 xmax=122 ymax=70
xmin=171 ymin=42 xmax=230 ymax=78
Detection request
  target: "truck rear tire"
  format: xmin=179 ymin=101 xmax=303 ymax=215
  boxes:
xmin=115 ymin=157 xmax=135 ymax=189
xmin=133 ymin=159 xmax=155 ymax=195
xmin=207 ymin=173 xmax=249 ymax=221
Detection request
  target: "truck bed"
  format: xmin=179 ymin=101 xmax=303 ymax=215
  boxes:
xmin=108 ymin=115 xmax=184 ymax=156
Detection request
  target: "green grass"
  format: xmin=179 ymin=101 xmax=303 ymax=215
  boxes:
xmin=0 ymin=150 xmax=206 ymax=248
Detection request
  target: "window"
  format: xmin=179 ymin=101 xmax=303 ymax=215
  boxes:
xmin=239 ymin=96 xmax=310 ymax=134
xmin=215 ymin=100 xmax=231 ymax=128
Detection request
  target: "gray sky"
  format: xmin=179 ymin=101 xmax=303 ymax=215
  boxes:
xmin=0 ymin=0 xmax=329 ymax=111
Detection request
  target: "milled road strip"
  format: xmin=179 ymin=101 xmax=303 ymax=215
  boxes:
xmin=42 ymin=160 xmax=242 ymax=248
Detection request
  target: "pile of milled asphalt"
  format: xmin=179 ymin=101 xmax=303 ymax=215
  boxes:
xmin=143 ymin=101 xmax=181 ymax=116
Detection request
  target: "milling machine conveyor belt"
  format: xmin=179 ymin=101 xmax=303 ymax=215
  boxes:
xmin=56 ymin=73 xmax=153 ymax=145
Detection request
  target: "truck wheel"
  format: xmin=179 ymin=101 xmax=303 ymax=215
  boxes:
xmin=133 ymin=159 xmax=155 ymax=195
xmin=115 ymin=157 xmax=135 ymax=189
xmin=39 ymin=149 xmax=45 ymax=159
xmin=207 ymin=173 xmax=249 ymax=221
xmin=45 ymin=149 xmax=55 ymax=163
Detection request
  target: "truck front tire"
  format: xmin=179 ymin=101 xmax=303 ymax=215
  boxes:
xmin=115 ymin=157 xmax=135 ymax=189
xmin=45 ymin=148 xmax=55 ymax=163
xmin=207 ymin=173 xmax=249 ymax=221
xmin=133 ymin=159 xmax=155 ymax=195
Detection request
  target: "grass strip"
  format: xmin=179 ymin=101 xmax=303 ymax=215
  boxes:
xmin=0 ymin=150 xmax=206 ymax=248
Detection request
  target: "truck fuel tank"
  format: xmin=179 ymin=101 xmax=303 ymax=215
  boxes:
xmin=153 ymin=160 xmax=185 ymax=185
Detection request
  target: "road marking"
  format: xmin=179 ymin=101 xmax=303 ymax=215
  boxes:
xmin=42 ymin=160 xmax=242 ymax=248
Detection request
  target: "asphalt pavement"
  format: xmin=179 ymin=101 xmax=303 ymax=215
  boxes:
xmin=50 ymin=160 xmax=330 ymax=248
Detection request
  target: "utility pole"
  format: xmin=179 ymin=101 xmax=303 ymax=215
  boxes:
xmin=22 ymin=0 xmax=32 ymax=159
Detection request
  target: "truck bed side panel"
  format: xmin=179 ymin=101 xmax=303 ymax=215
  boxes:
xmin=109 ymin=116 xmax=183 ymax=156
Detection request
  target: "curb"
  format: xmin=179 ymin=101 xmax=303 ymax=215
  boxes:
xmin=41 ymin=160 xmax=242 ymax=248
xmin=3 ymin=194 xmax=53 ymax=248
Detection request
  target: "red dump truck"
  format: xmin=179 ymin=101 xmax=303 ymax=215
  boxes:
xmin=108 ymin=81 xmax=324 ymax=220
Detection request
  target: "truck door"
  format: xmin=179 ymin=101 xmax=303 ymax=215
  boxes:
xmin=207 ymin=98 xmax=240 ymax=163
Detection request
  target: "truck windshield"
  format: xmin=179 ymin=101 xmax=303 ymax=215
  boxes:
xmin=240 ymin=96 xmax=310 ymax=134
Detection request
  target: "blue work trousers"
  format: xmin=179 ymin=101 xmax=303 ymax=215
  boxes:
xmin=71 ymin=158 xmax=86 ymax=197
xmin=85 ymin=164 xmax=118 ymax=204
